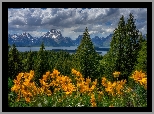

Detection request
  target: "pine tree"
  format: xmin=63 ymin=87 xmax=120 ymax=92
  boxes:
xmin=122 ymin=13 xmax=140 ymax=80
xmin=100 ymin=15 xmax=126 ymax=81
xmin=134 ymin=36 xmax=147 ymax=73
xmin=75 ymin=27 xmax=100 ymax=80
xmin=100 ymin=13 xmax=142 ymax=81
xmin=34 ymin=42 xmax=47 ymax=86
xmin=8 ymin=44 xmax=22 ymax=79
xmin=24 ymin=50 xmax=34 ymax=72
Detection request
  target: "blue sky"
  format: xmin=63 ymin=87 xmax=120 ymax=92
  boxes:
xmin=8 ymin=8 xmax=147 ymax=40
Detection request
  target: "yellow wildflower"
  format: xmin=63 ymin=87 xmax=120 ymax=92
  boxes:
xmin=102 ymin=77 xmax=108 ymax=87
xmin=130 ymin=70 xmax=147 ymax=89
xmin=25 ymin=97 xmax=31 ymax=102
xmin=52 ymin=69 xmax=60 ymax=76
xmin=65 ymin=91 xmax=71 ymax=95
xmin=90 ymin=94 xmax=97 ymax=107
xmin=30 ymin=70 xmax=34 ymax=76
xmin=46 ymin=71 xmax=50 ymax=76
xmin=113 ymin=71 xmax=120 ymax=78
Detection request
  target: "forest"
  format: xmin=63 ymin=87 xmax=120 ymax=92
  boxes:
xmin=8 ymin=13 xmax=147 ymax=107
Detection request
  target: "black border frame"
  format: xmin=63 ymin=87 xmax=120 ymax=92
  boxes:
xmin=3 ymin=2 xmax=152 ymax=112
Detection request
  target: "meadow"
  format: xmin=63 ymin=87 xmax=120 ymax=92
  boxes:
xmin=8 ymin=69 xmax=147 ymax=107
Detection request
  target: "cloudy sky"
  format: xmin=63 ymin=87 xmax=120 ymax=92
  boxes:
xmin=8 ymin=8 xmax=147 ymax=40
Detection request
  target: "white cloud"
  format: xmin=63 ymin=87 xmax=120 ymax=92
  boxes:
xmin=105 ymin=28 xmax=114 ymax=33
xmin=61 ymin=27 xmax=83 ymax=40
xmin=8 ymin=8 xmax=147 ymax=38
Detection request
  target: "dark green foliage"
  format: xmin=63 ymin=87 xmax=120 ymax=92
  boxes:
xmin=99 ymin=52 xmax=112 ymax=81
xmin=8 ymin=44 xmax=22 ymax=79
xmin=100 ymin=15 xmax=126 ymax=81
xmin=54 ymin=51 xmax=72 ymax=76
xmin=134 ymin=39 xmax=147 ymax=73
xmin=34 ymin=42 xmax=48 ymax=86
xmin=24 ymin=50 xmax=34 ymax=72
xmin=122 ymin=13 xmax=140 ymax=80
xmin=75 ymin=27 xmax=100 ymax=81
xmin=100 ymin=13 xmax=144 ymax=82
xmin=8 ymin=77 xmax=13 ymax=93
xmin=47 ymin=51 xmax=57 ymax=72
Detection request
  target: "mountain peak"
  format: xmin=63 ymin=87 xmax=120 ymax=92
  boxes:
xmin=8 ymin=29 xmax=114 ymax=47
xmin=42 ymin=29 xmax=62 ymax=39
xmin=20 ymin=32 xmax=32 ymax=39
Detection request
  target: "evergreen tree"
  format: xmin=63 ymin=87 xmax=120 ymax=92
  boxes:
xmin=54 ymin=51 xmax=71 ymax=76
xmin=134 ymin=36 xmax=147 ymax=73
xmin=34 ymin=42 xmax=48 ymax=86
xmin=122 ymin=13 xmax=140 ymax=80
xmin=24 ymin=50 xmax=34 ymax=72
xmin=8 ymin=44 xmax=22 ymax=79
xmin=111 ymin=15 xmax=126 ymax=73
xmin=48 ymin=51 xmax=56 ymax=72
xmin=138 ymin=32 xmax=145 ymax=44
xmin=100 ymin=15 xmax=126 ymax=81
xmin=100 ymin=13 xmax=142 ymax=81
xmin=75 ymin=27 xmax=100 ymax=80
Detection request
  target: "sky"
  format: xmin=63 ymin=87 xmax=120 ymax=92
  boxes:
xmin=8 ymin=8 xmax=147 ymax=40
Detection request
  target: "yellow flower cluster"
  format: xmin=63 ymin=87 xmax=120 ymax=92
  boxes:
xmin=11 ymin=69 xmax=147 ymax=104
xmin=130 ymin=70 xmax=147 ymax=89
xmin=102 ymin=76 xmax=127 ymax=96
xmin=11 ymin=70 xmax=44 ymax=102
xmin=90 ymin=94 xmax=97 ymax=107
xmin=72 ymin=69 xmax=98 ymax=95
xmin=39 ymin=71 xmax=52 ymax=96
xmin=40 ymin=69 xmax=76 ymax=95
xmin=113 ymin=71 xmax=120 ymax=78
xmin=11 ymin=69 xmax=77 ymax=103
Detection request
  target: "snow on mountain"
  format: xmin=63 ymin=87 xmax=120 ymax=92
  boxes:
xmin=19 ymin=32 xmax=33 ymax=40
xmin=39 ymin=29 xmax=74 ymax=46
xmin=8 ymin=31 xmax=113 ymax=47
xmin=41 ymin=29 xmax=62 ymax=39
xmin=8 ymin=29 xmax=146 ymax=47
xmin=8 ymin=32 xmax=36 ymax=46
xmin=12 ymin=34 xmax=18 ymax=39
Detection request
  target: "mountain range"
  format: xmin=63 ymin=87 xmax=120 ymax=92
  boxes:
xmin=8 ymin=29 xmax=146 ymax=47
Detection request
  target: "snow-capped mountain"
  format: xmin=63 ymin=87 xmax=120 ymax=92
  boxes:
xmin=41 ymin=29 xmax=62 ymax=39
xmin=39 ymin=29 xmax=74 ymax=46
xmin=8 ymin=29 xmax=146 ymax=47
xmin=19 ymin=32 xmax=33 ymax=39
xmin=8 ymin=32 xmax=39 ymax=46
xmin=8 ymin=30 xmax=114 ymax=47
